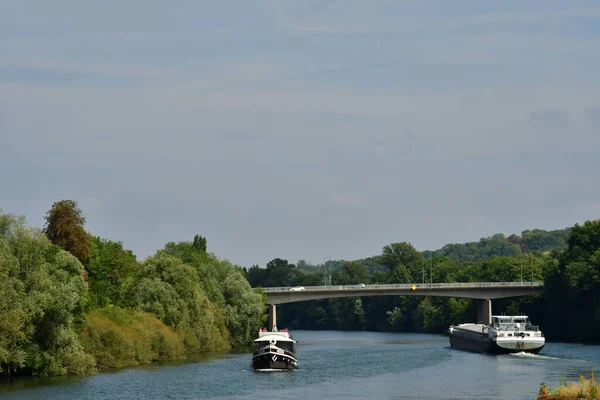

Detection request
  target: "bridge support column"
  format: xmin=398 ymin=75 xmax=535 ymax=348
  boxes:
xmin=267 ymin=304 xmax=277 ymax=331
xmin=476 ymin=299 xmax=491 ymax=325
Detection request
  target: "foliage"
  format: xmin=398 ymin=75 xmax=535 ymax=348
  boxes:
xmin=354 ymin=256 xmax=387 ymax=274
xmin=212 ymin=259 xmax=266 ymax=347
xmin=247 ymin=258 xmax=299 ymax=288
xmin=538 ymin=369 xmax=599 ymax=399
xmin=522 ymin=229 xmax=570 ymax=253
xmin=193 ymin=234 xmax=207 ymax=253
xmin=1 ymin=207 xmax=267 ymax=377
xmin=160 ymin=239 xmax=266 ymax=347
xmin=249 ymin=231 xmax=577 ymax=340
xmin=381 ymin=242 xmax=424 ymax=280
xmin=437 ymin=229 xmax=570 ymax=263
xmin=2 ymin=199 xmax=597 ymax=379
xmin=120 ymin=253 xmax=230 ymax=352
xmin=87 ymin=235 xmax=138 ymax=308
xmin=44 ymin=200 xmax=91 ymax=264
xmin=80 ymin=307 xmax=185 ymax=369
xmin=337 ymin=261 xmax=369 ymax=285
xmin=543 ymin=220 xmax=600 ymax=342
xmin=0 ymin=211 xmax=95 ymax=376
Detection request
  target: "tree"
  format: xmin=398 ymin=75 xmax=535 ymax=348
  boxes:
xmin=246 ymin=265 xmax=265 ymax=287
xmin=1 ymin=211 xmax=95 ymax=376
xmin=381 ymin=242 xmax=424 ymax=280
xmin=338 ymin=261 xmax=369 ymax=284
xmin=193 ymin=235 xmax=207 ymax=253
xmin=87 ymin=235 xmax=138 ymax=307
xmin=553 ymin=220 xmax=600 ymax=342
xmin=122 ymin=253 xmax=230 ymax=352
xmin=159 ymin=240 xmax=267 ymax=347
xmin=44 ymin=200 xmax=91 ymax=264
xmin=264 ymin=258 xmax=298 ymax=287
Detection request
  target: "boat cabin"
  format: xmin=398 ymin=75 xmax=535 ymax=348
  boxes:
xmin=491 ymin=315 xmax=539 ymax=332
xmin=253 ymin=330 xmax=297 ymax=354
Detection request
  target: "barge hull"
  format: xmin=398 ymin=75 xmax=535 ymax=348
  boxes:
xmin=450 ymin=334 xmax=544 ymax=354
xmin=252 ymin=354 xmax=297 ymax=371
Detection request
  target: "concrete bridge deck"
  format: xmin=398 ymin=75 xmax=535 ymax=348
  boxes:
xmin=259 ymin=282 xmax=544 ymax=304
xmin=257 ymin=282 xmax=543 ymax=329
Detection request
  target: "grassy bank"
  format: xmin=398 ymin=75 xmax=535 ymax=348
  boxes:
xmin=537 ymin=370 xmax=599 ymax=399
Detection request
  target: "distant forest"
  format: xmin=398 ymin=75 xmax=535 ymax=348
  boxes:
xmin=1 ymin=200 xmax=599 ymax=378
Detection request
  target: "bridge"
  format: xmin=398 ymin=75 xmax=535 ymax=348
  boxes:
xmin=257 ymin=282 xmax=544 ymax=330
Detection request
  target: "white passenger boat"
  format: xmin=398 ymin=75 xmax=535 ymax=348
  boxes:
xmin=251 ymin=328 xmax=298 ymax=371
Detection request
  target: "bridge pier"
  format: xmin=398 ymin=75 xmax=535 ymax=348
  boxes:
xmin=476 ymin=299 xmax=491 ymax=325
xmin=267 ymin=304 xmax=277 ymax=331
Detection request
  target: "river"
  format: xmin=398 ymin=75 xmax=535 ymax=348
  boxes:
xmin=1 ymin=331 xmax=599 ymax=400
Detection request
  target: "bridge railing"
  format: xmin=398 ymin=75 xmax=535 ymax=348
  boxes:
xmin=258 ymin=282 xmax=543 ymax=292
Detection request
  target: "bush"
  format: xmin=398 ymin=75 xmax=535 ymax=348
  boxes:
xmin=539 ymin=369 xmax=599 ymax=399
xmin=81 ymin=307 xmax=185 ymax=369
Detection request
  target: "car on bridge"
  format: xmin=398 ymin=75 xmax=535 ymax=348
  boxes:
xmin=290 ymin=286 xmax=305 ymax=291
xmin=356 ymin=283 xmax=366 ymax=288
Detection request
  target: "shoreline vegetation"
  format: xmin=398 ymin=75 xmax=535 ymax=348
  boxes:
xmin=537 ymin=370 xmax=599 ymax=399
xmin=0 ymin=201 xmax=266 ymax=377
xmin=1 ymin=200 xmax=599 ymax=379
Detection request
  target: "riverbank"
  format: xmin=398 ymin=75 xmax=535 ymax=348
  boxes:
xmin=0 ymin=210 xmax=266 ymax=378
xmin=537 ymin=370 xmax=599 ymax=399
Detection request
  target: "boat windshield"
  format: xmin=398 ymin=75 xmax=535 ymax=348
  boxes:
xmin=253 ymin=339 xmax=296 ymax=353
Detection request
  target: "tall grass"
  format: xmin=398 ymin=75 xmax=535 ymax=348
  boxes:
xmin=538 ymin=369 xmax=599 ymax=399
xmin=80 ymin=307 xmax=186 ymax=369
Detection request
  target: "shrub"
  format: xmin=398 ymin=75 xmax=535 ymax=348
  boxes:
xmin=81 ymin=307 xmax=185 ymax=369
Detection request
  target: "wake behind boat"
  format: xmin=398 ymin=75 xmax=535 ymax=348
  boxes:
xmin=251 ymin=328 xmax=298 ymax=371
xmin=449 ymin=315 xmax=545 ymax=354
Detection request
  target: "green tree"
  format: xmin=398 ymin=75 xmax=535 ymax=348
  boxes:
xmin=44 ymin=200 xmax=91 ymax=265
xmin=0 ymin=211 xmax=95 ymax=376
xmin=160 ymin=237 xmax=267 ymax=347
xmin=264 ymin=258 xmax=298 ymax=287
xmin=246 ymin=264 xmax=265 ymax=287
xmin=87 ymin=235 xmax=138 ymax=307
xmin=381 ymin=242 xmax=424 ymax=281
xmin=338 ymin=261 xmax=369 ymax=284
xmin=121 ymin=253 xmax=229 ymax=352
xmin=192 ymin=234 xmax=207 ymax=253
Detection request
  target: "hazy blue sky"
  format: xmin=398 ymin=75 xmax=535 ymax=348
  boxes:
xmin=2 ymin=1 xmax=599 ymax=268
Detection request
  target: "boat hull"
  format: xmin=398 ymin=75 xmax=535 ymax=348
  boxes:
xmin=449 ymin=333 xmax=544 ymax=354
xmin=251 ymin=352 xmax=297 ymax=371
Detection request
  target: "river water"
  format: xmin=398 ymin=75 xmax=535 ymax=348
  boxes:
xmin=2 ymin=331 xmax=599 ymax=400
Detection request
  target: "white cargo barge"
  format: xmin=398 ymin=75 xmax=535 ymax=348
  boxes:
xmin=449 ymin=315 xmax=545 ymax=354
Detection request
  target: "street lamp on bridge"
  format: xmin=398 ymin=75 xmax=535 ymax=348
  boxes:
xmin=324 ymin=256 xmax=331 ymax=289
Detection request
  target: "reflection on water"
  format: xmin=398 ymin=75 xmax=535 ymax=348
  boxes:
xmin=1 ymin=331 xmax=599 ymax=400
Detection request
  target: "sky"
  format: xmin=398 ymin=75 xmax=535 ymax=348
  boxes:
xmin=1 ymin=1 xmax=600 ymax=268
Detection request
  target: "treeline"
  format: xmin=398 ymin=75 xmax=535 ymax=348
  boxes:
xmin=0 ymin=202 xmax=266 ymax=377
xmin=1 ymin=199 xmax=597 ymax=377
xmin=433 ymin=229 xmax=571 ymax=262
xmin=247 ymin=221 xmax=600 ymax=343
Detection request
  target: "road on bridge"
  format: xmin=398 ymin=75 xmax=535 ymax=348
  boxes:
xmin=257 ymin=282 xmax=544 ymax=304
